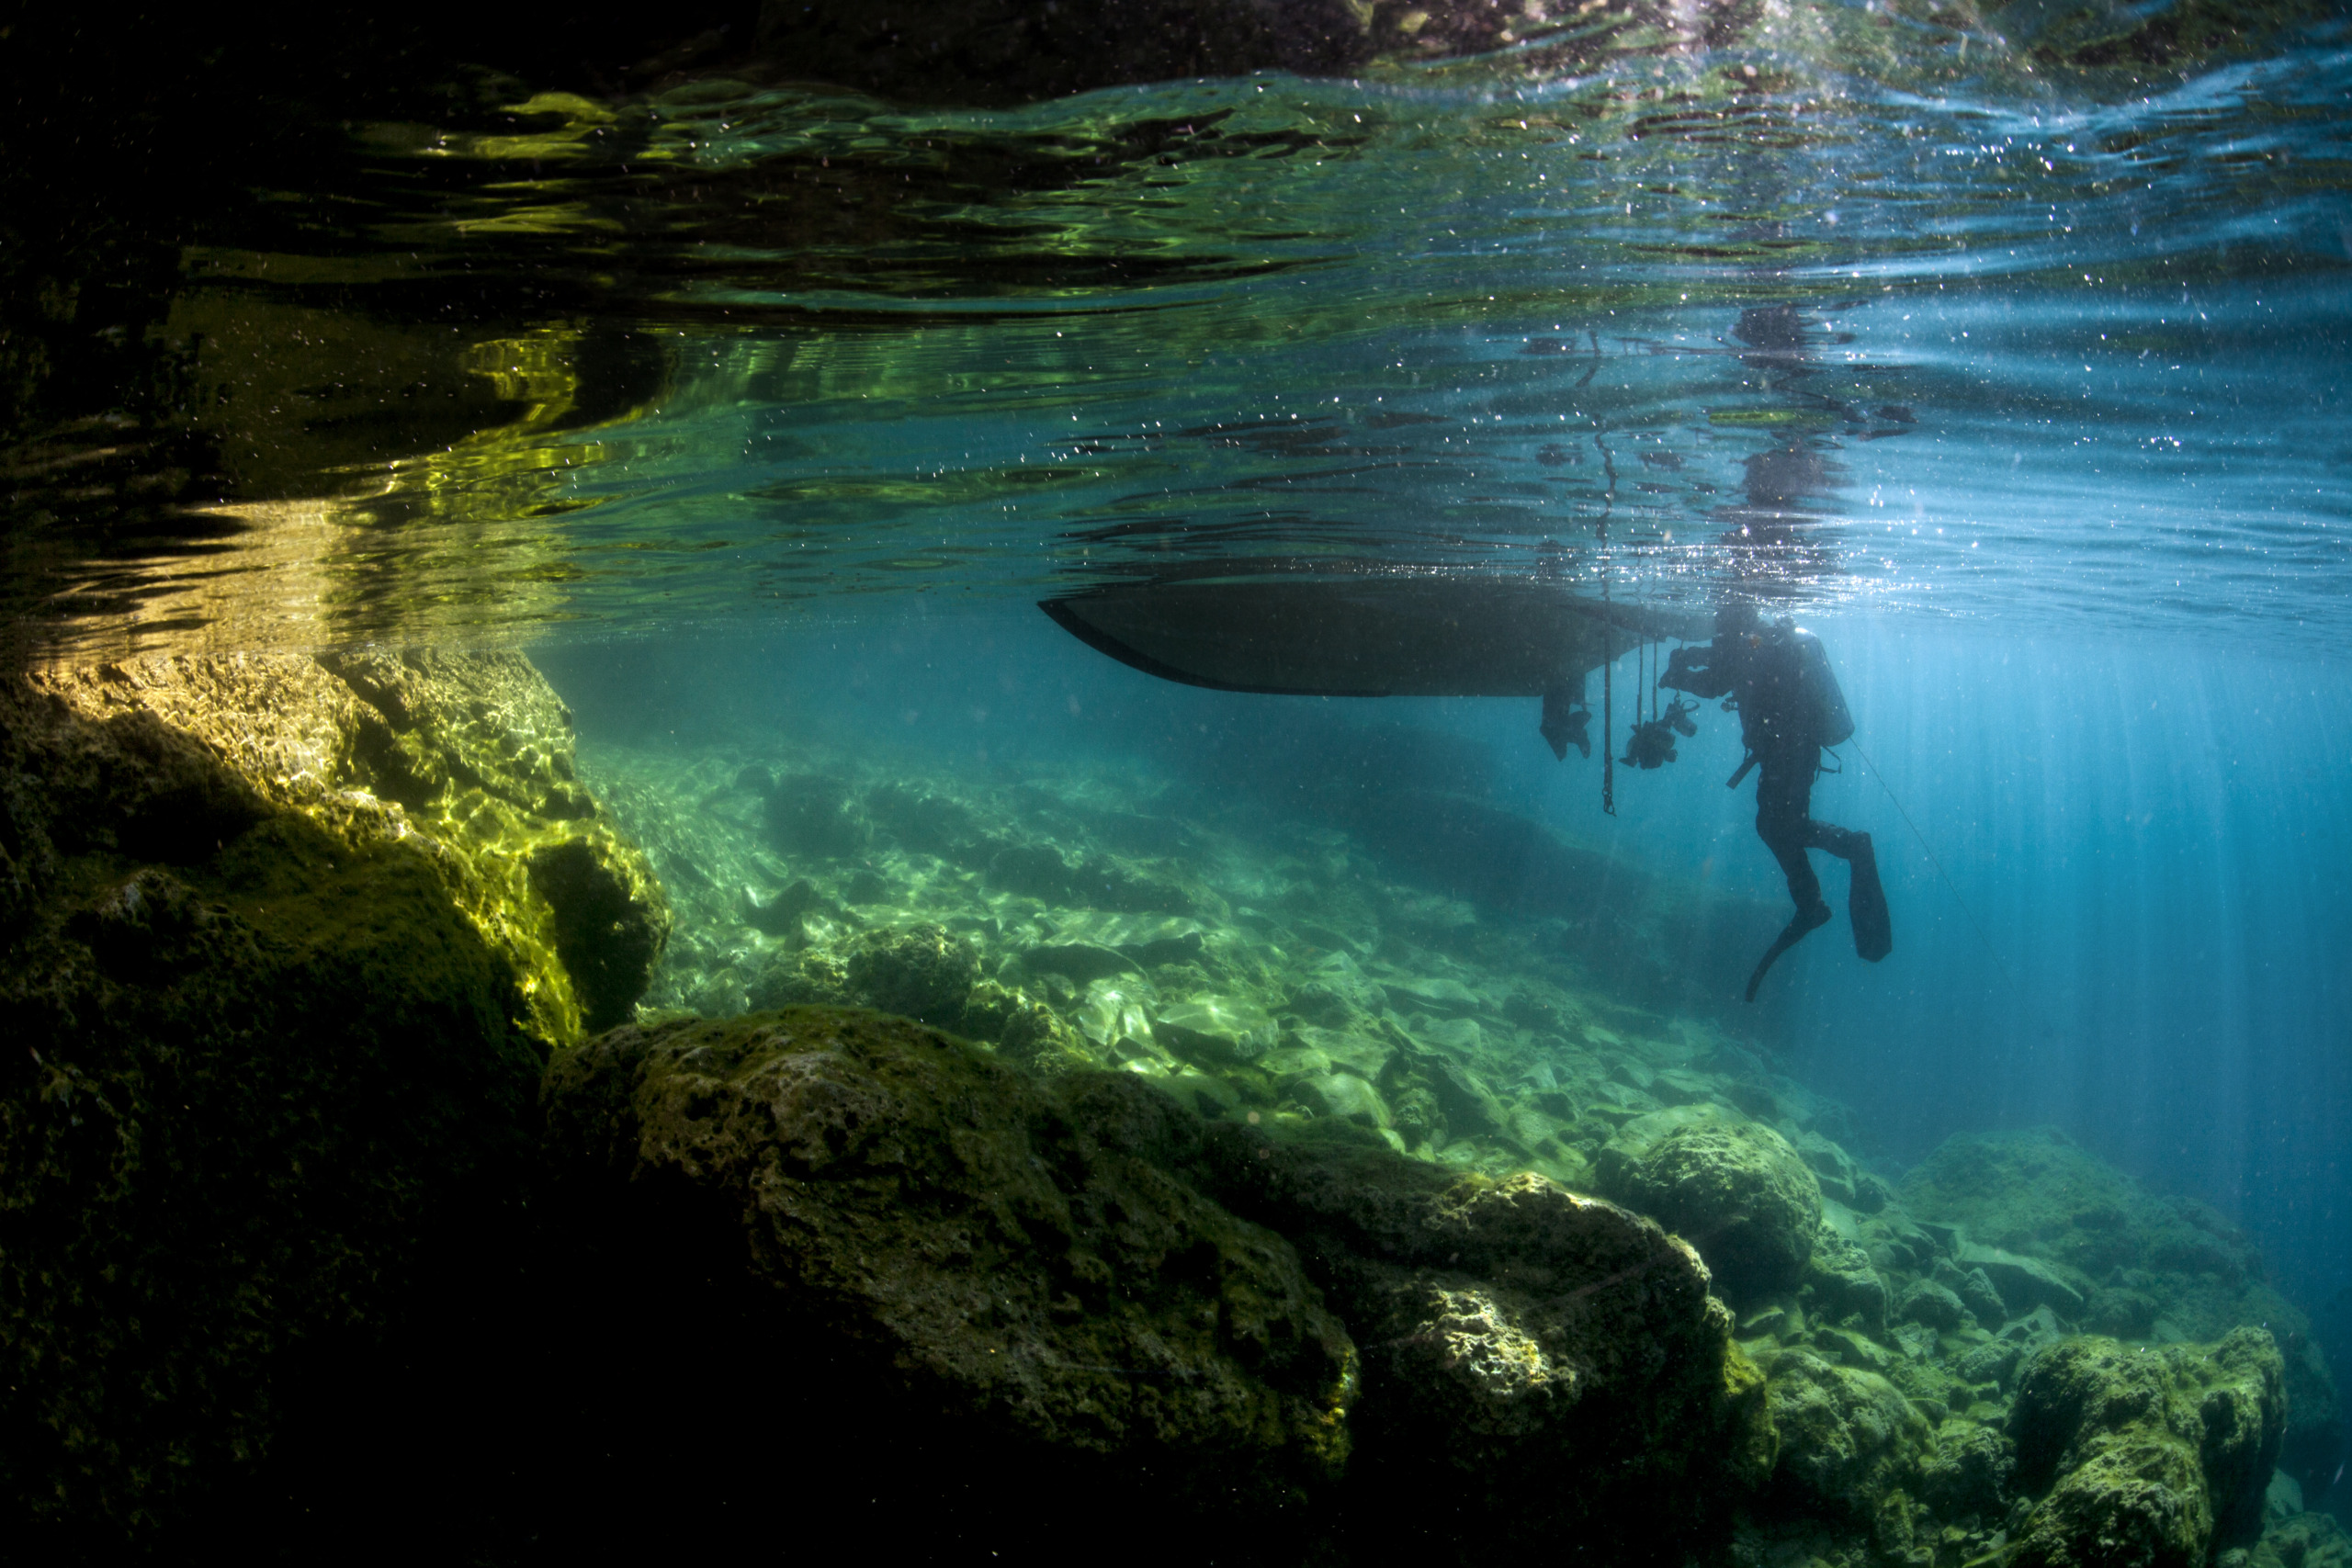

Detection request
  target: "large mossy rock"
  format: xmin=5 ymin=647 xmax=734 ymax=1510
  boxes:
xmin=1594 ymin=1109 xmax=1823 ymax=1307
xmin=1901 ymin=1127 xmax=2339 ymax=1490
xmin=2007 ymin=1328 xmax=2287 ymax=1568
xmin=1171 ymin=1116 xmax=1775 ymax=1557
xmin=0 ymin=660 xmax=586 ymax=1549
xmin=1758 ymin=1345 xmax=1935 ymax=1517
xmin=538 ymin=1008 xmax=1359 ymax=1522
xmin=533 ymin=1006 xmax=1771 ymax=1562
xmin=20 ymin=651 xmax=668 ymax=1042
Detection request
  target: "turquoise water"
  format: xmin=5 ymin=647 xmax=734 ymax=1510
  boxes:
xmin=8 ymin=0 xmax=2352 ymax=1501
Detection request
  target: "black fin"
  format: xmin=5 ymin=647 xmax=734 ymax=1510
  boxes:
xmin=1746 ymin=902 xmax=1832 ymax=1002
xmin=1849 ymin=834 xmax=1892 ymax=962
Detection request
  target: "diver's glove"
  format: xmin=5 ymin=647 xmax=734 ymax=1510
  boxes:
xmin=1660 ymin=645 xmax=1702 ymax=693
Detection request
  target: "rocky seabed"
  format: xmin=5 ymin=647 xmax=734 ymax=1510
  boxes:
xmin=1 ymin=650 xmax=2342 ymax=1568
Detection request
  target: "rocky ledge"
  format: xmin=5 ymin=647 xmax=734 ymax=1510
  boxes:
xmin=533 ymin=1005 xmax=1765 ymax=1560
xmin=0 ymin=650 xmax=664 ymax=1551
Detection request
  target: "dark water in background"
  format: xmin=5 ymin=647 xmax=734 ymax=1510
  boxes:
xmin=8 ymin=6 xmax=2351 ymax=1308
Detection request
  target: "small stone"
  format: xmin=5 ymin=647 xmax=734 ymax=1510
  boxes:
xmin=1381 ymin=974 xmax=1483 ymax=1013
xmin=1295 ymin=1073 xmax=1391 ymax=1129
xmin=1934 ymin=1259 xmax=2008 ymax=1326
xmin=1898 ymin=1280 xmax=1972 ymax=1334
xmin=1155 ymin=995 xmax=1276 ymax=1066
xmin=1023 ymin=941 xmax=1140 ymax=983
xmin=1259 ymin=1044 xmax=1335 ymax=1083
xmin=1283 ymin=1022 xmax=1395 ymax=1082
xmin=1415 ymin=1015 xmax=1484 ymax=1054
xmin=1071 ymin=977 xmax=1157 ymax=1053
xmin=1956 ymin=1242 xmax=2088 ymax=1319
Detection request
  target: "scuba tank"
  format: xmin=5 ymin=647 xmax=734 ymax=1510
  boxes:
xmin=1786 ymin=625 xmax=1854 ymax=748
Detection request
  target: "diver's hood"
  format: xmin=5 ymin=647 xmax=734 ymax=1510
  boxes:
xmin=1040 ymin=576 xmax=1702 ymax=698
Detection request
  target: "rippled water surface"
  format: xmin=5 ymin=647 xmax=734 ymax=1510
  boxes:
xmin=10 ymin=7 xmax=2347 ymax=654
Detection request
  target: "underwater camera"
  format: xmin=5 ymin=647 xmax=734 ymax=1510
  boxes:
xmin=1621 ymin=696 xmax=1701 ymax=770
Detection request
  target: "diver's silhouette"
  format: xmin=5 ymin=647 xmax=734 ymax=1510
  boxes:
xmin=1664 ymin=602 xmax=1891 ymax=1000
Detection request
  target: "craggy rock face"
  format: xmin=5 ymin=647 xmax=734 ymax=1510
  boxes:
xmin=1758 ymin=1345 xmax=1935 ymax=1517
xmin=539 ymin=1008 xmax=1360 ymax=1513
xmin=1902 ymin=1126 xmax=2340 ymax=1491
xmin=2008 ymin=1329 xmax=2287 ymax=1568
xmin=1597 ymin=1116 xmax=1824 ymax=1306
xmin=1171 ymin=1125 xmax=1772 ymax=1556
xmin=0 ymin=670 xmax=551 ymax=1549
xmin=537 ymin=1009 xmax=1771 ymax=1561
xmin=22 ymin=650 xmax=668 ymax=1048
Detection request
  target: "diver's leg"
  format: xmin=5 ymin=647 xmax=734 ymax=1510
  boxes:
xmin=1755 ymin=761 xmax=1826 ymax=915
xmin=1747 ymin=759 xmax=1830 ymax=1001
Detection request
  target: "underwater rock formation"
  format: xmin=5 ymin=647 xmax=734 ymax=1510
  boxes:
xmin=0 ymin=657 xmax=593 ymax=1546
xmin=566 ymin=737 xmax=2347 ymax=1566
xmin=1178 ymin=1127 xmax=1777 ymax=1556
xmin=1595 ymin=1108 xmax=1824 ymax=1307
xmin=1754 ymin=1343 xmax=1935 ymax=1518
xmin=2007 ymin=1329 xmax=2286 ymax=1567
xmin=537 ymin=1006 xmax=1772 ymax=1560
xmin=539 ymin=1008 xmax=1360 ymax=1513
xmin=19 ymin=651 xmax=669 ymax=1044
xmin=1901 ymin=1127 xmax=2341 ymax=1492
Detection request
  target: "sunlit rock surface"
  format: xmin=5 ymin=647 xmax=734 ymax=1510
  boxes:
xmin=0 ymin=650 xmax=662 ymax=1548
xmin=541 ymin=1008 xmax=1359 ymax=1507
xmin=537 ymin=1004 xmax=1772 ymax=1559
xmin=25 ymin=650 xmax=668 ymax=1043
xmin=2008 ymin=1329 xmax=2286 ymax=1568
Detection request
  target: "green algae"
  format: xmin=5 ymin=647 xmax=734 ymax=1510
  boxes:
xmin=542 ymin=1007 xmax=1361 ymax=1505
xmin=30 ymin=650 xmax=669 ymax=1053
xmin=2007 ymin=1329 xmax=2287 ymax=1567
xmin=0 ymin=676 xmax=548 ymax=1548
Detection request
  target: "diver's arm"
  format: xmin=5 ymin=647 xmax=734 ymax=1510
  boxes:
xmin=1662 ymin=642 xmax=1736 ymax=700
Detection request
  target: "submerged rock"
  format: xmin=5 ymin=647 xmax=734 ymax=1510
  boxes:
xmin=1155 ymin=993 xmax=1276 ymax=1066
xmin=540 ymin=1009 xmax=1357 ymax=1515
xmin=840 ymin=920 xmax=979 ymax=1024
xmin=18 ymin=650 xmax=667 ymax=1044
xmin=1596 ymin=1112 xmax=1823 ymax=1306
xmin=1177 ymin=1127 xmax=1775 ymax=1556
xmin=0 ymin=656 xmax=588 ymax=1546
xmin=761 ymin=770 xmax=871 ymax=859
xmin=1758 ymin=1345 xmax=1934 ymax=1517
xmin=2007 ymin=1328 xmax=2286 ymax=1567
xmin=1902 ymin=1126 xmax=2339 ymax=1490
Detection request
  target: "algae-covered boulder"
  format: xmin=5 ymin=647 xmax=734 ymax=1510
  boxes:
xmin=2255 ymin=1507 xmax=2352 ymax=1568
xmin=1901 ymin=1127 xmax=2338 ymax=1490
xmin=1176 ymin=1127 xmax=1772 ymax=1557
xmin=840 ymin=920 xmax=979 ymax=1024
xmin=1918 ymin=1416 xmax=2018 ymax=1523
xmin=1758 ymin=1345 xmax=1933 ymax=1515
xmin=1597 ymin=1111 xmax=1823 ymax=1305
xmin=24 ymin=650 xmax=668 ymax=1044
xmin=2007 ymin=1328 xmax=2287 ymax=1567
xmin=538 ymin=1008 xmax=1358 ymax=1515
xmin=0 ymin=664 xmax=557 ymax=1548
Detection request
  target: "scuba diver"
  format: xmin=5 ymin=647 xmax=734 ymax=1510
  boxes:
xmin=1663 ymin=602 xmax=1893 ymax=1000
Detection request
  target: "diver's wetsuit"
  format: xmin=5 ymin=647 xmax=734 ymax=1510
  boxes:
xmin=1666 ymin=620 xmax=1890 ymax=998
